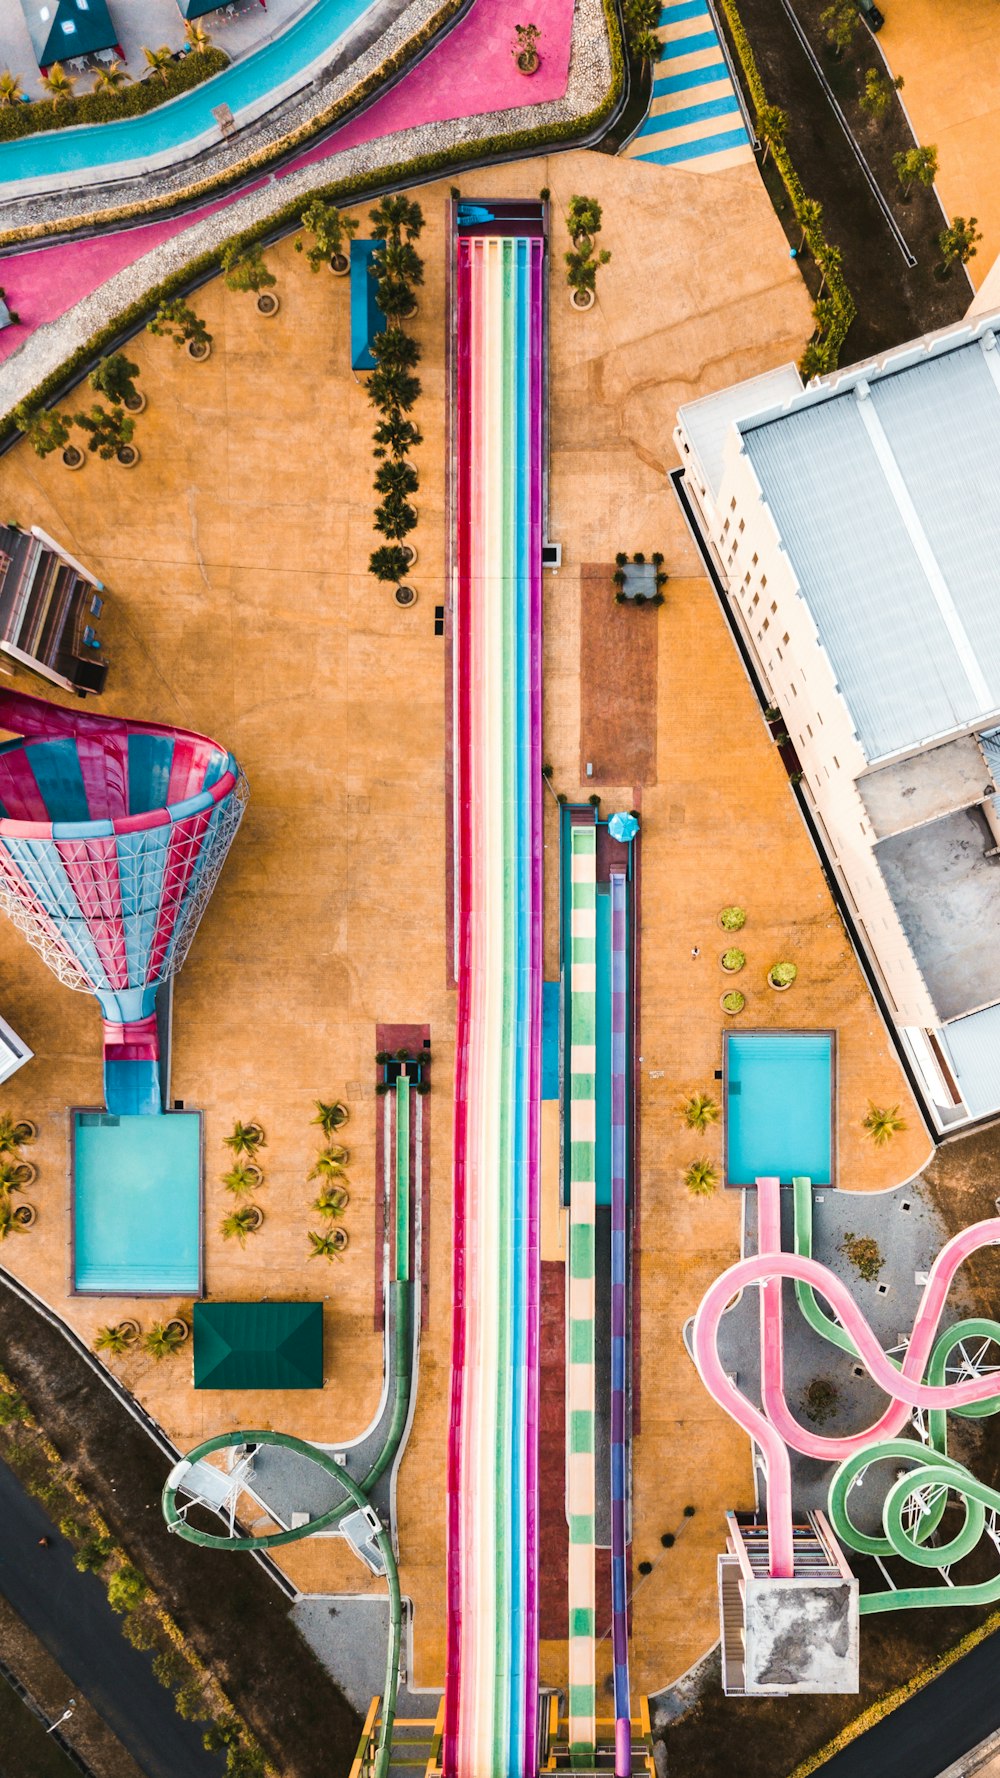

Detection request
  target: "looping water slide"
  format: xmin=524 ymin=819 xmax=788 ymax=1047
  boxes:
xmin=692 ymin=1174 xmax=1000 ymax=1602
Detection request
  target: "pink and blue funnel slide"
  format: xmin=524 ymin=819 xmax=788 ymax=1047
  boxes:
xmin=0 ymin=689 xmax=246 ymax=1115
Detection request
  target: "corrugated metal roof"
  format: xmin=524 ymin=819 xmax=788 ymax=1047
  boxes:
xmin=941 ymin=1002 xmax=1000 ymax=1120
xmin=740 ymin=336 xmax=1000 ymax=761
xmin=677 ymin=364 xmax=803 ymax=499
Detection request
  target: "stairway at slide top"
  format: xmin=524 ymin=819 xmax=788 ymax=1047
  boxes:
xmin=623 ymin=0 xmax=753 ymax=170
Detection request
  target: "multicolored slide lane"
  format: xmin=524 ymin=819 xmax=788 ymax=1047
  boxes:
xmin=446 ymin=222 xmax=544 ymax=1777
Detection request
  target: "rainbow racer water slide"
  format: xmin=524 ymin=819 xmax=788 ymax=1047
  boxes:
xmin=692 ymin=1175 xmax=1000 ymax=1589
xmin=446 ymin=212 xmax=543 ymax=1777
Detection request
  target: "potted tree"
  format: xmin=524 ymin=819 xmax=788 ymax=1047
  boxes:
xmin=720 ymin=948 xmax=745 ymax=974
xmin=147 ymin=297 xmax=213 ymax=360
xmin=565 ymin=245 xmax=610 ymax=310
xmin=512 ymin=21 xmax=541 ymax=72
xmin=767 ymin=961 xmax=798 ymax=991
xmin=313 ymin=1100 xmax=349 ymax=1137
xmin=222 ymin=1161 xmax=264 ymax=1195
xmin=94 ymin=1320 xmax=141 ymax=1355
xmin=143 ymin=1319 xmax=190 ymax=1358
xmin=720 ymin=989 xmax=746 ymax=1015
xmin=368 ymin=194 xmax=425 ymax=245
xmin=370 ymin=543 xmax=414 ymax=587
xmin=679 ymin=1092 xmax=720 ymax=1130
xmin=312 ymin=1182 xmax=350 ymax=1218
xmin=90 ymin=352 xmax=145 ymax=414
xmin=0 ymin=1113 xmax=35 ymax=1154
xmin=74 ymin=404 xmax=139 ymax=467
xmin=221 ymin=241 xmax=279 ymax=315
xmin=13 ymin=403 xmax=78 ymax=468
xmin=220 ymin=1204 xmax=264 ymax=1244
xmin=295 ymin=199 xmax=358 ymax=275
xmin=684 ymin=1158 xmax=719 ymax=1196
xmin=566 ymin=195 xmax=603 ymax=252
xmin=224 ymin=1119 xmax=265 ymax=1156
xmin=718 ymin=906 xmax=746 ymax=932
xmin=308 ymin=1227 xmax=350 ymax=1259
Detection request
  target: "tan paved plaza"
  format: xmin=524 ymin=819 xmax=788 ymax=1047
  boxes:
xmin=0 ymin=147 xmax=928 ymax=1704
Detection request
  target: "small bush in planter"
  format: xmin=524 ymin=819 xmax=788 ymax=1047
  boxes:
xmin=295 ymin=198 xmax=357 ymax=273
xmin=719 ymin=906 xmax=746 ymax=932
xmin=615 ymin=591 xmax=626 ymax=604
xmin=721 ymin=948 xmax=745 ymax=972
xmin=632 ymin=551 xmax=645 ymax=564
xmin=768 ymin=962 xmax=798 ymax=989
xmin=685 ymin=1158 xmax=718 ymax=1196
xmin=613 ymin=568 xmax=626 ymax=587
xmin=615 ymin=551 xmax=628 ymax=567
xmin=721 ymin=990 xmax=745 ymax=1014
xmin=651 ymin=552 xmax=664 ymax=567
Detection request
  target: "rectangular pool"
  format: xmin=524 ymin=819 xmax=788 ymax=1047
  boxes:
xmin=73 ymin=1111 xmax=202 ymax=1295
xmin=725 ymin=1031 xmax=833 ymax=1186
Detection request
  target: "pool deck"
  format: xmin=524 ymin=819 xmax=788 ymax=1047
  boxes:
xmin=0 ymin=149 xmax=930 ymax=1701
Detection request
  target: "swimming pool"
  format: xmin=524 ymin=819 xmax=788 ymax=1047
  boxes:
xmin=725 ymin=1031 xmax=833 ymax=1186
xmin=0 ymin=0 xmax=376 ymax=192
xmin=73 ymin=1110 xmax=201 ymax=1294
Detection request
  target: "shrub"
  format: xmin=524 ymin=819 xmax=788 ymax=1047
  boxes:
xmin=802 ymin=1377 xmax=839 ymax=1424
xmin=147 ymin=297 xmax=211 ymax=349
xmin=685 ymin=1158 xmax=719 ymax=1196
xmin=13 ymin=404 xmax=69 ymax=457
xmin=107 ymin=1563 xmax=148 ymax=1613
xmin=90 ymin=352 xmax=141 ymax=407
xmin=74 ymin=1533 xmax=113 ymax=1573
xmin=721 ymin=990 xmax=745 ymax=1014
xmin=0 ymin=47 xmax=227 ymax=143
xmin=769 ymin=961 xmax=798 ymax=987
xmin=862 ymin=1101 xmax=907 ymax=1146
xmin=221 ymin=241 xmax=275 ymax=296
xmin=721 ymin=948 xmax=745 ymax=971
xmin=719 ymin=906 xmax=746 ymax=931
xmin=679 ymin=1092 xmax=720 ymax=1131
xmin=0 ymin=1388 xmax=29 ymax=1425
xmin=840 ymin=1231 xmax=883 ymax=1282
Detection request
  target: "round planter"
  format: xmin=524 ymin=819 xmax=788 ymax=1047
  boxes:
xmin=116 ymin=445 xmax=140 ymax=468
xmin=187 ymin=338 xmax=211 ymax=362
xmin=13 ymin=1120 xmax=37 ymax=1144
xmin=394 ymin=585 xmax=417 ymax=608
xmin=238 ymin=1161 xmax=264 ymax=1187
xmin=256 ymin=291 xmax=280 ymax=316
xmin=164 ymin=1317 xmax=190 ymax=1344
xmin=332 ymin=1226 xmax=349 ymax=1254
xmin=768 ymin=974 xmax=794 ymax=992
xmin=330 ymin=253 xmax=350 ymax=277
xmin=402 ymin=542 xmax=418 ymax=569
xmin=244 ymin=1204 xmax=264 ymax=1231
xmin=123 ymin=391 xmax=146 ymax=414
xmin=322 ymin=1185 xmax=350 ymax=1214
xmin=12 ymin=1202 xmax=35 ymax=1228
xmin=243 ymin=1123 xmax=265 ymax=1147
xmin=119 ymin=1318 xmax=141 ymax=1345
xmin=572 ymin=231 xmax=593 ymax=254
xmin=720 ymin=994 xmax=745 ymax=1016
xmin=12 ymin=1160 xmax=36 ymax=1187
xmin=400 ymin=299 xmax=418 ymax=320
xmin=517 ymin=50 xmax=539 ymax=72
xmin=570 ymin=288 xmax=596 ymax=311
xmin=719 ymin=954 xmax=745 ymax=974
xmin=62 ymin=445 xmax=85 ymax=471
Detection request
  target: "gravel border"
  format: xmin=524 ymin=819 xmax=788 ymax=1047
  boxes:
xmin=0 ymin=0 xmax=612 ymax=417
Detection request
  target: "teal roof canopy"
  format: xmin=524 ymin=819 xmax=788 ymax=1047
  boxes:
xmin=22 ymin=0 xmax=118 ymax=67
xmin=193 ymin=1300 xmax=324 ymax=1390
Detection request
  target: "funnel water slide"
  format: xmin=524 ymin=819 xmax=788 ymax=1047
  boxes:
xmin=692 ymin=1175 xmax=1000 ymax=1581
xmin=446 ymin=229 xmax=543 ymax=1778
xmin=0 ymin=688 xmax=245 ymax=1114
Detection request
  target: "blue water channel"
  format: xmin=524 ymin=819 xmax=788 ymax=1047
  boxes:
xmin=0 ymin=0 xmax=374 ymax=188
xmin=725 ymin=1030 xmax=833 ymax=1185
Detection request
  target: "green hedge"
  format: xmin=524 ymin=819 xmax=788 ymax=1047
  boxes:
xmin=0 ymin=0 xmax=625 ymax=444
xmin=717 ymin=0 xmax=855 ymax=372
xmin=0 ymin=49 xmax=228 ymax=142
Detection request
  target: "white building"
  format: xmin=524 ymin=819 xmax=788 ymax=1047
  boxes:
xmin=675 ymin=312 xmax=1000 ymax=1131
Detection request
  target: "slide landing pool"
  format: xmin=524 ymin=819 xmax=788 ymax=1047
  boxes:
xmin=725 ymin=1030 xmax=832 ymax=1185
xmin=73 ymin=1109 xmax=201 ymax=1293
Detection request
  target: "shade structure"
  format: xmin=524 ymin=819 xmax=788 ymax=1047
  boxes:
xmin=193 ymin=1301 xmax=324 ymax=1389
xmin=21 ymin=0 xmax=119 ymax=68
xmin=0 ymin=688 xmax=246 ymax=1114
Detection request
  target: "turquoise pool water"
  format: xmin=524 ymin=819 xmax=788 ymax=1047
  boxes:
xmin=0 ymin=0 xmax=374 ymax=188
xmin=725 ymin=1031 xmax=833 ymax=1185
xmin=74 ymin=1111 xmax=201 ymax=1293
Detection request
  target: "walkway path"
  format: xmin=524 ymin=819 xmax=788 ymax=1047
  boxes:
xmin=622 ymin=0 xmax=751 ymax=171
xmin=0 ymin=1459 xmax=223 ymax=1778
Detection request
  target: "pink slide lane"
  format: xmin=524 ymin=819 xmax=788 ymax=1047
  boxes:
xmin=692 ymin=1175 xmax=1000 ymax=1579
xmin=0 ymin=0 xmax=573 ymax=366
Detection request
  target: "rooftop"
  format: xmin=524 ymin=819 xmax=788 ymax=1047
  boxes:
xmin=874 ymin=802 xmax=1000 ymax=1022
xmin=737 ymin=318 xmax=1000 ymax=761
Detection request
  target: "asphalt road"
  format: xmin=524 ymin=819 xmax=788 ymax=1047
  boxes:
xmin=819 ymin=1630 xmax=1000 ymax=1778
xmin=0 ymin=1457 xmax=223 ymax=1778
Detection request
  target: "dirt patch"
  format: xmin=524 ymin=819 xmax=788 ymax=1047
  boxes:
xmin=0 ymin=1277 xmax=360 ymax=1778
xmin=719 ymin=0 xmax=970 ymax=359
xmin=579 ymin=566 xmax=658 ymax=788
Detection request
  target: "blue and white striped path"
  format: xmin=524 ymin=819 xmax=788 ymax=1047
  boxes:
xmin=623 ymin=0 xmax=753 ymax=172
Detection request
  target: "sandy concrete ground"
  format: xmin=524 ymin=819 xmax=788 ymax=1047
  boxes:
xmin=880 ymin=0 xmax=1000 ymax=292
xmin=0 ymin=147 xmax=929 ymax=1708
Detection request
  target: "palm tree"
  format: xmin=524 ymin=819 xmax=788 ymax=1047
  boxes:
xmin=797 ymin=197 xmax=823 ymax=253
xmin=91 ymin=59 xmax=130 ymax=94
xmin=370 ymin=328 xmax=422 ymax=372
xmin=685 ymin=1158 xmax=719 ymax=1197
xmin=142 ymin=45 xmax=174 ymax=84
xmin=368 ymin=194 xmax=425 ymax=243
xmin=40 ymin=63 xmax=75 ymax=106
xmin=0 ymin=1158 xmax=31 ymax=1194
xmin=0 ymin=71 xmax=25 ymax=106
xmin=220 ymin=1205 xmax=263 ymax=1246
xmin=631 ymin=30 xmax=662 ymax=62
xmin=0 ymin=1197 xmax=27 ymax=1239
xmin=222 ymin=1162 xmax=263 ymax=1197
xmin=94 ymin=1321 xmax=139 ymax=1356
xmin=680 ymin=1093 xmax=720 ymax=1132
xmin=373 ymin=238 xmax=425 ymax=291
xmin=308 ymin=1227 xmax=349 ymax=1260
xmin=862 ymin=1102 xmax=907 ymax=1146
xmin=312 ymin=1101 xmax=349 ymax=1138
xmin=367 ymin=364 xmax=421 ymax=416
xmin=370 ymin=544 xmax=412 ymax=584
xmin=757 ymin=104 xmax=787 ymax=166
xmin=185 ymin=20 xmax=213 ymax=53
xmin=143 ymin=1320 xmax=187 ymax=1359
xmin=372 ymin=416 xmax=423 ymax=461
xmin=224 ymin=1120 xmax=265 ymax=1156
xmin=312 ymin=1183 xmax=350 ymax=1219
xmin=0 ymin=1113 xmax=29 ymax=1155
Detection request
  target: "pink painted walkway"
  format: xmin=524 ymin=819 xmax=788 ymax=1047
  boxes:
xmin=0 ymin=0 xmax=573 ymax=366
